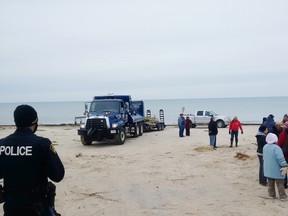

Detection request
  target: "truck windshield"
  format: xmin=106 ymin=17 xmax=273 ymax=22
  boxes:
xmin=90 ymin=101 xmax=120 ymax=113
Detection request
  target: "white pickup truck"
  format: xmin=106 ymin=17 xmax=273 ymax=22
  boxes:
xmin=184 ymin=110 xmax=231 ymax=128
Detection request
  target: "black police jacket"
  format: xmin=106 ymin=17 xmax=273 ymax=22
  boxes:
xmin=0 ymin=128 xmax=65 ymax=204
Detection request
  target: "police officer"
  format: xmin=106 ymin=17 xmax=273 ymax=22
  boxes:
xmin=0 ymin=105 xmax=65 ymax=216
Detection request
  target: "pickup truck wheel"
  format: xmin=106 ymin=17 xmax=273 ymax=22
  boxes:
xmin=115 ymin=128 xmax=126 ymax=145
xmin=216 ymin=120 xmax=225 ymax=128
xmin=81 ymin=135 xmax=92 ymax=145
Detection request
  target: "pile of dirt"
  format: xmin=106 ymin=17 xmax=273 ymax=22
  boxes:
xmin=234 ymin=151 xmax=251 ymax=161
xmin=194 ymin=146 xmax=214 ymax=152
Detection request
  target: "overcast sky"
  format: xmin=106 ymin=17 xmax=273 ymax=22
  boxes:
xmin=0 ymin=0 xmax=287 ymax=102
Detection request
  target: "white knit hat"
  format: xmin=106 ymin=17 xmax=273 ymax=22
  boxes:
xmin=266 ymin=133 xmax=278 ymax=144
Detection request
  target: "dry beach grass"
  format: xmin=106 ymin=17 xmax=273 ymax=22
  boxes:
xmin=0 ymin=125 xmax=287 ymax=216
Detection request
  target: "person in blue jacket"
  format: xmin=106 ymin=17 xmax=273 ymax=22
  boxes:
xmin=0 ymin=105 xmax=65 ymax=215
xmin=178 ymin=113 xmax=186 ymax=137
xmin=263 ymin=133 xmax=287 ymax=200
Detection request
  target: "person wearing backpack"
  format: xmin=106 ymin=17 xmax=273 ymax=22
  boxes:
xmin=278 ymin=121 xmax=288 ymax=188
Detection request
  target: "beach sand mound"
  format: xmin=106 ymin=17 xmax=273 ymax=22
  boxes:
xmin=194 ymin=146 xmax=214 ymax=152
xmin=234 ymin=151 xmax=251 ymax=160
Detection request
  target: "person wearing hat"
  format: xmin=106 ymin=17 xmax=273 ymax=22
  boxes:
xmin=263 ymin=133 xmax=288 ymax=200
xmin=0 ymin=105 xmax=65 ymax=215
xmin=263 ymin=114 xmax=276 ymax=133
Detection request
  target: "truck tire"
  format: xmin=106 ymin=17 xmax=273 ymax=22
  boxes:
xmin=115 ymin=128 xmax=126 ymax=145
xmin=216 ymin=120 xmax=225 ymax=128
xmin=156 ymin=123 xmax=161 ymax=131
xmin=81 ymin=135 xmax=92 ymax=145
xmin=139 ymin=122 xmax=144 ymax=136
xmin=133 ymin=123 xmax=139 ymax=138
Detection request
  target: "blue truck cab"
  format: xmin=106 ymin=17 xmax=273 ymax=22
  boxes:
xmin=78 ymin=95 xmax=144 ymax=145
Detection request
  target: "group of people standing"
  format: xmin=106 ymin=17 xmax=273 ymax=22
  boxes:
xmin=178 ymin=113 xmax=244 ymax=150
xmin=256 ymin=114 xmax=288 ymax=200
xmin=177 ymin=114 xmax=193 ymax=137
xmin=208 ymin=115 xmax=243 ymax=149
xmin=178 ymin=112 xmax=288 ymax=201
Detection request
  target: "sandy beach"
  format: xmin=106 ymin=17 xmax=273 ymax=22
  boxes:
xmin=0 ymin=124 xmax=287 ymax=216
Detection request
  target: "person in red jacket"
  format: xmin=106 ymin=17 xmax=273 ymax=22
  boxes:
xmin=278 ymin=121 xmax=288 ymax=188
xmin=229 ymin=116 xmax=243 ymax=147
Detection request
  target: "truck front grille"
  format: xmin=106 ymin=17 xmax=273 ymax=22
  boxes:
xmin=86 ymin=118 xmax=107 ymax=129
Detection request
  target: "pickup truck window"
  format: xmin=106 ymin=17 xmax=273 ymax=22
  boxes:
xmin=205 ymin=111 xmax=211 ymax=116
xmin=197 ymin=111 xmax=203 ymax=116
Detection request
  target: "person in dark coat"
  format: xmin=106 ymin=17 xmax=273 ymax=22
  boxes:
xmin=185 ymin=116 xmax=192 ymax=136
xmin=255 ymin=125 xmax=268 ymax=186
xmin=0 ymin=105 xmax=65 ymax=216
xmin=208 ymin=116 xmax=218 ymax=150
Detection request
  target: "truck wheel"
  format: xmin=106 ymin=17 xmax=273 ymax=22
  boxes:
xmin=115 ymin=128 xmax=126 ymax=145
xmin=156 ymin=123 xmax=161 ymax=131
xmin=133 ymin=123 xmax=139 ymax=137
xmin=216 ymin=120 xmax=225 ymax=128
xmin=81 ymin=135 xmax=92 ymax=145
xmin=139 ymin=122 xmax=144 ymax=136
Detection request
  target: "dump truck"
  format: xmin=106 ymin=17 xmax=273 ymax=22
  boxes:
xmin=77 ymin=95 xmax=144 ymax=145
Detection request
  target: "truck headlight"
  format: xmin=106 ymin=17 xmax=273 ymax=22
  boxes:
xmin=80 ymin=123 xmax=85 ymax=129
xmin=112 ymin=123 xmax=118 ymax=128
